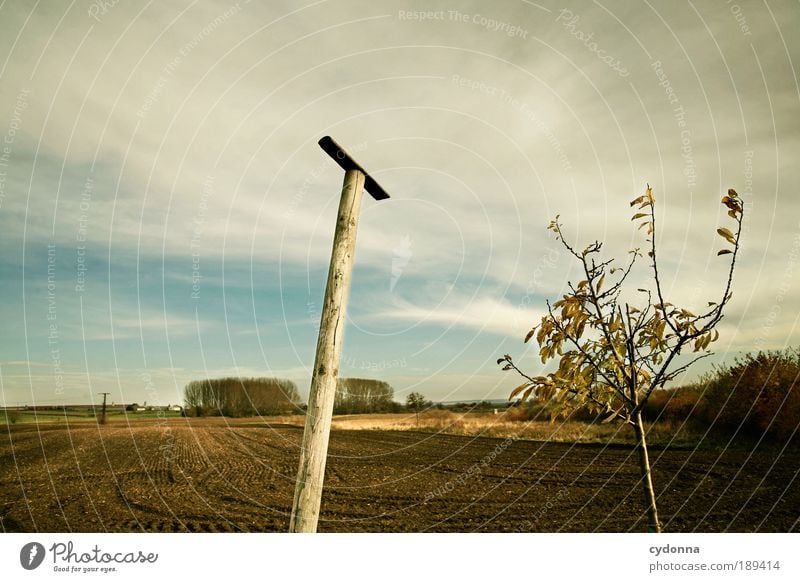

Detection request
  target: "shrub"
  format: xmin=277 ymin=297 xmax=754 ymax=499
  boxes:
xmin=504 ymin=403 xmax=549 ymax=422
xmin=644 ymin=385 xmax=704 ymax=423
xmin=697 ymin=348 xmax=800 ymax=441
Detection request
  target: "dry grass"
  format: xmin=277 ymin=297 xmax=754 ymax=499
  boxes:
xmin=261 ymin=414 xmax=306 ymax=426
xmin=324 ymin=410 xmax=704 ymax=446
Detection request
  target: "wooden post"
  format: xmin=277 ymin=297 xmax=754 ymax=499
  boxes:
xmin=289 ymin=136 xmax=389 ymax=533
xmin=98 ymin=392 xmax=110 ymax=425
xmin=289 ymin=137 xmax=392 ymax=533
xmin=289 ymin=169 xmax=365 ymax=533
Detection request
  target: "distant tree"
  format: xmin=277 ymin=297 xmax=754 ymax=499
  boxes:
xmin=334 ymin=378 xmax=395 ymax=414
xmin=183 ymin=382 xmax=203 ymax=416
xmin=183 ymin=377 xmax=302 ymax=417
xmin=406 ymin=391 xmax=430 ymax=425
xmin=499 ymin=186 xmax=744 ymax=532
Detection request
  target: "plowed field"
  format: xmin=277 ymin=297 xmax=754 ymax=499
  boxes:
xmin=1 ymin=418 xmax=797 ymax=532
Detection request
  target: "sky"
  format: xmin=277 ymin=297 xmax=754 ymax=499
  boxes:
xmin=0 ymin=0 xmax=798 ymax=407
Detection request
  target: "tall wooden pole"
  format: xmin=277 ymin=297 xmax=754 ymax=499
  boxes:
xmin=289 ymin=168 xmax=365 ymax=533
xmin=98 ymin=392 xmax=110 ymax=425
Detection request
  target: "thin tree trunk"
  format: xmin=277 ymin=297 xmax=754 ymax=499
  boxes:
xmin=633 ymin=410 xmax=661 ymax=532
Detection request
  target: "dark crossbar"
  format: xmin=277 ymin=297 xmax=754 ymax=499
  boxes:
xmin=318 ymin=136 xmax=390 ymax=200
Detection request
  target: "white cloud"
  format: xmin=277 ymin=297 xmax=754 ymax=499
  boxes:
xmin=374 ymin=293 xmax=544 ymax=338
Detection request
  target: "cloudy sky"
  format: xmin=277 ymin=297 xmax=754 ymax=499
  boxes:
xmin=0 ymin=0 xmax=798 ymax=407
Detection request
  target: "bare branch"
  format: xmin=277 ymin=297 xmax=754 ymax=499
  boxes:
xmin=646 ymin=187 xmax=681 ymax=337
xmin=661 ymin=352 xmax=714 ymax=384
xmin=598 ymin=249 xmax=638 ymax=302
xmin=695 ymin=210 xmax=744 ymax=332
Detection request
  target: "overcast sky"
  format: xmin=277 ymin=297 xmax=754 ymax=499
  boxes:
xmin=1 ymin=0 xmax=798 ymax=406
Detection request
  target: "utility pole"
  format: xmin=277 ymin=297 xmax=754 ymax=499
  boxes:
xmin=289 ymin=136 xmax=391 ymax=533
xmin=98 ymin=392 xmax=110 ymax=425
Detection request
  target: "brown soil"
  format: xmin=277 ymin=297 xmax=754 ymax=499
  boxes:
xmin=0 ymin=418 xmax=797 ymax=532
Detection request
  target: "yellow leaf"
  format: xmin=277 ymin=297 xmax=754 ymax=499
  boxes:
xmin=717 ymin=227 xmax=736 ymax=245
xmin=510 ymin=383 xmax=530 ymax=399
xmin=656 ymin=319 xmax=666 ymax=340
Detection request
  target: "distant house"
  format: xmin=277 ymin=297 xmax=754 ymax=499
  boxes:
xmin=122 ymin=403 xmax=182 ymax=413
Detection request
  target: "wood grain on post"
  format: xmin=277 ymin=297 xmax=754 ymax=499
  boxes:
xmin=289 ymin=168 xmax=366 ymax=533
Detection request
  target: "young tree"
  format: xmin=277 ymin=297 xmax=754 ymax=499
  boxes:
xmin=406 ymin=391 xmax=429 ymax=425
xmin=499 ymin=186 xmax=744 ymax=532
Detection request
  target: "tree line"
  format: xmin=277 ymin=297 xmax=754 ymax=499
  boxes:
xmin=183 ymin=376 xmax=404 ymax=416
xmin=184 ymin=377 xmax=302 ymax=417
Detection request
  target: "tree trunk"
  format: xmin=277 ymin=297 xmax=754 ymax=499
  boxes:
xmin=632 ymin=410 xmax=661 ymax=532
